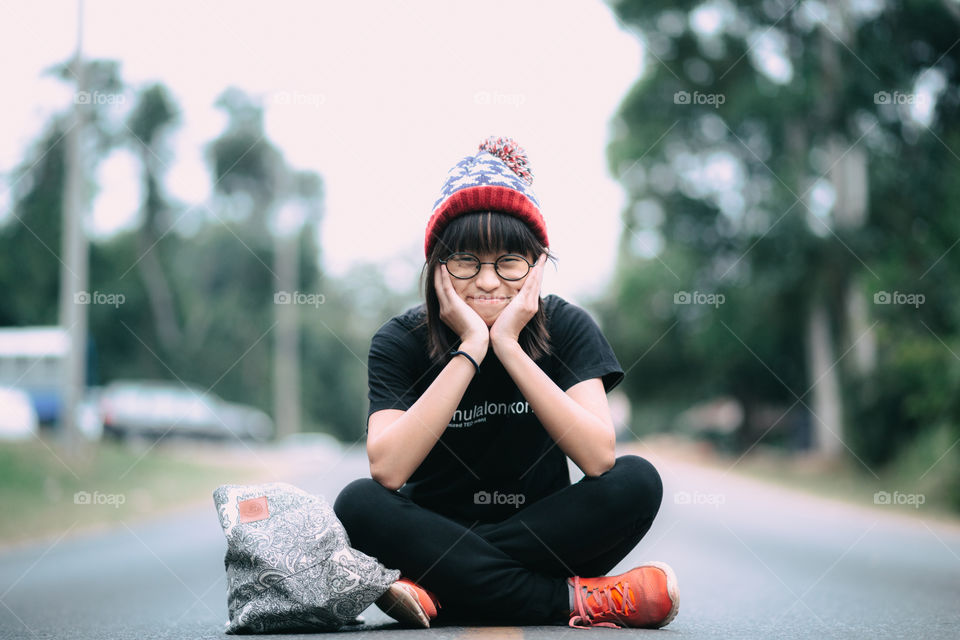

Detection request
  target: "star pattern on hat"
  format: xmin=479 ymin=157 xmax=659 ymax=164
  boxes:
xmin=432 ymin=151 xmax=540 ymax=211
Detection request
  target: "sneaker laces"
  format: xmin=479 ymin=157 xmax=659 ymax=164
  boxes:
xmin=568 ymin=575 xmax=637 ymax=629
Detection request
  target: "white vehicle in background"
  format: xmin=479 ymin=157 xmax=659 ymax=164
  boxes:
xmin=0 ymin=387 xmax=40 ymax=440
xmin=218 ymin=401 xmax=274 ymax=442
xmin=100 ymin=380 xmax=274 ymax=442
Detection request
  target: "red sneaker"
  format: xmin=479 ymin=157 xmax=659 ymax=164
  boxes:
xmin=375 ymin=578 xmax=441 ymax=628
xmin=568 ymin=562 xmax=679 ymax=629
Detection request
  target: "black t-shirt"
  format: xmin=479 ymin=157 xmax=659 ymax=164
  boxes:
xmin=366 ymin=294 xmax=624 ymax=524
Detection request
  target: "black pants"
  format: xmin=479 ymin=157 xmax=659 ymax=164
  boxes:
xmin=333 ymin=454 xmax=663 ymax=626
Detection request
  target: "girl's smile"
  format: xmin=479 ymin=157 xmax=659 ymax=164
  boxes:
xmin=467 ymin=296 xmax=510 ymax=304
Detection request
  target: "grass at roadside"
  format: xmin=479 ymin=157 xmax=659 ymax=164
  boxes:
xmin=0 ymin=434 xmax=277 ymax=548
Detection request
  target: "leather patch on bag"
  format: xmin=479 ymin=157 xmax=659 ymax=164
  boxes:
xmin=238 ymin=496 xmax=270 ymax=523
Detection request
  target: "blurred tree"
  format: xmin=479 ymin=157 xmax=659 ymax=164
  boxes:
xmin=0 ymin=59 xmax=123 ymax=326
xmin=603 ymin=0 xmax=960 ymax=469
xmin=300 ymin=260 xmax=424 ymax=441
xmin=208 ymin=88 xmax=283 ymax=233
xmin=125 ymin=83 xmax=182 ymax=354
xmin=207 ymin=88 xmax=301 ymax=438
xmin=0 ymin=122 xmax=68 ymax=326
xmin=271 ymin=171 xmax=324 ymax=441
xmin=2 ymin=70 xmax=391 ymax=443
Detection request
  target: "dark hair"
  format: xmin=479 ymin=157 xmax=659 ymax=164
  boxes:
xmin=416 ymin=211 xmax=558 ymax=365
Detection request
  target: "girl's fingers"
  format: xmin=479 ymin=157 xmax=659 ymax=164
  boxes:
xmin=439 ymin=263 xmax=455 ymax=300
xmin=435 ymin=264 xmax=452 ymax=311
xmin=522 ymin=253 xmax=546 ymax=295
xmin=435 ymin=264 xmax=449 ymax=298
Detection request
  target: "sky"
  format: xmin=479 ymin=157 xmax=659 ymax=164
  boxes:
xmin=0 ymin=0 xmax=643 ymax=304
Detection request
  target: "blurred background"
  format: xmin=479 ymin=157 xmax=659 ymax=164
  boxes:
xmin=1 ymin=0 xmax=959 ymax=545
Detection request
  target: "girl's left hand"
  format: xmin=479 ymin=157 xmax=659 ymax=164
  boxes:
xmin=490 ymin=252 xmax=547 ymax=346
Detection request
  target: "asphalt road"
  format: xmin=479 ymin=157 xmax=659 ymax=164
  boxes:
xmin=1 ymin=441 xmax=958 ymax=639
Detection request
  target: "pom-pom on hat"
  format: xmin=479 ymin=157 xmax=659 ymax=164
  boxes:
xmin=424 ymin=136 xmax=548 ymax=259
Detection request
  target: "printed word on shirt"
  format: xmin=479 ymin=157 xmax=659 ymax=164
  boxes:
xmin=449 ymin=400 xmax=532 ymax=428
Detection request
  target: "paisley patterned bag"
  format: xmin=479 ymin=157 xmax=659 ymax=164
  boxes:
xmin=213 ymin=482 xmax=400 ymax=634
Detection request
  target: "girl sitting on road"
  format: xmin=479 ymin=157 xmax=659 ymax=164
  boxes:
xmin=334 ymin=137 xmax=678 ymax=630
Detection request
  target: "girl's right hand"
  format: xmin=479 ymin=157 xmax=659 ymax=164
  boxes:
xmin=434 ymin=264 xmax=489 ymax=352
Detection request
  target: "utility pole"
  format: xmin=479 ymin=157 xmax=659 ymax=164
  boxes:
xmin=272 ymin=200 xmax=305 ymax=441
xmin=58 ymin=0 xmax=89 ymax=456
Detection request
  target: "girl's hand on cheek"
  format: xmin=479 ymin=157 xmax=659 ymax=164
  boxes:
xmin=490 ymin=252 xmax=546 ymax=346
xmin=434 ymin=264 xmax=490 ymax=347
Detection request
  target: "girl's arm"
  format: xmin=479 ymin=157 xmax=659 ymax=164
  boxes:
xmin=367 ymin=265 xmax=492 ymax=490
xmin=493 ymin=340 xmax=616 ymax=477
xmin=488 ymin=253 xmax=616 ymax=477
xmin=366 ymin=337 xmax=487 ymax=491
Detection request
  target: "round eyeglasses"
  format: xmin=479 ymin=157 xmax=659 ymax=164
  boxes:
xmin=440 ymin=253 xmax=534 ymax=281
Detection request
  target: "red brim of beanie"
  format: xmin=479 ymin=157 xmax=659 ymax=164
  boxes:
xmin=424 ymin=185 xmax=548 ymax=258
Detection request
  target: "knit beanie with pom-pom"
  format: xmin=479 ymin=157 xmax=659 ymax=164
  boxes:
xmin=424 ymin=136 xmax=548 ymax=259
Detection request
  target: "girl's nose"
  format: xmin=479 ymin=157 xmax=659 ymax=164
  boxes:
xmin=475 ymin=263 xmax=501 ymax=290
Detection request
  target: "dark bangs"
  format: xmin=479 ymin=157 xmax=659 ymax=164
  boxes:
xmin=432 ymin=212 xmax=542 ymax=259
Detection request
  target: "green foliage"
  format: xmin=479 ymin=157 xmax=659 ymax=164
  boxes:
xmin=126 ymin=84 xmax=178 ymax=147
xmin=847 ymin=328 xmax=960 ymax=467
xmin=0 ymin=121 xmax=67 ymax=325
xmin=603 ymin=0 xmax=960 ymax=484
xmin=1 ymin=66 xmax=412 ymax=444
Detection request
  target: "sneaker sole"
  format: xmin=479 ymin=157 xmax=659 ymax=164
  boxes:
xmin=644 ymin=561 xmax=680 ymax=628
xmin=375 ymin=583 xmax=431 ymax=628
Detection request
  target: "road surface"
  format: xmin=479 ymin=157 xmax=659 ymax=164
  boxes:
xmin=1 ymin=441 xmax=958 ymax=639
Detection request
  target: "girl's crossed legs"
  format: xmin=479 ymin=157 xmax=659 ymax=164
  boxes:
xmin=333 ymin=454 xmax=663 ymax=626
